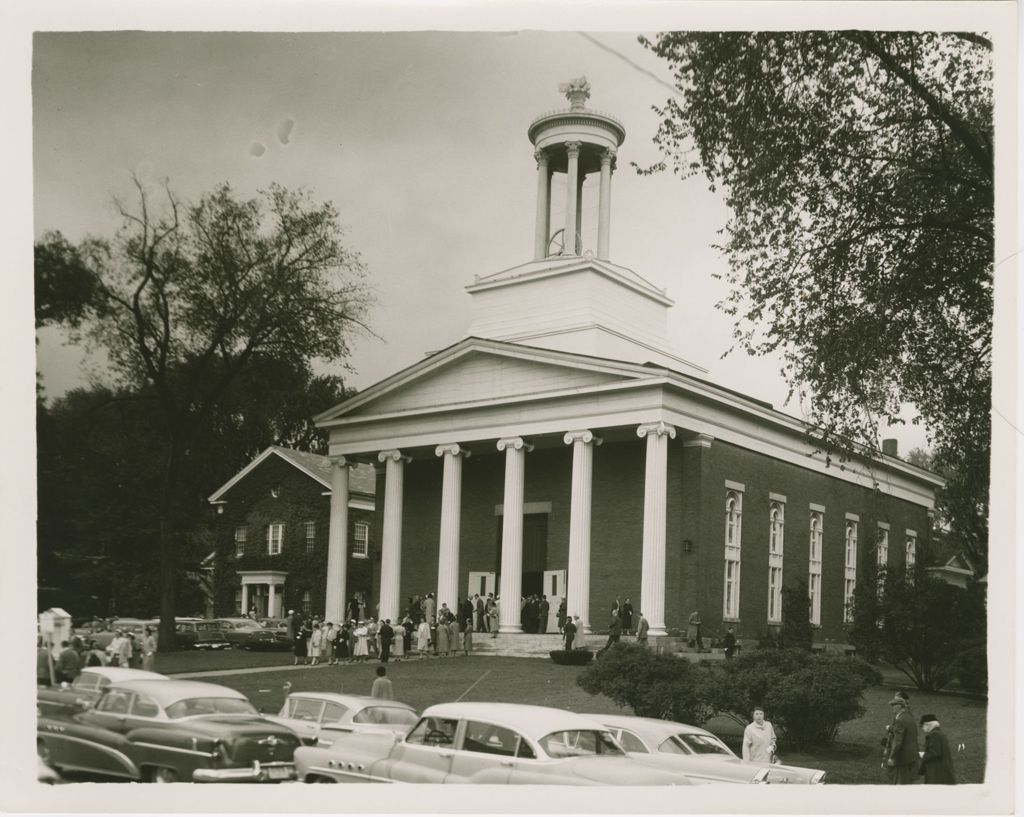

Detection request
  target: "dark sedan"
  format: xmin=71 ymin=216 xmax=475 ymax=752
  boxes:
xmin=37 ymin=679 xmax=301 ymax=782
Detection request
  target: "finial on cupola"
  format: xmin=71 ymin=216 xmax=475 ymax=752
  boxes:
xmin=558 ymin=76 xmax=591 ymax=111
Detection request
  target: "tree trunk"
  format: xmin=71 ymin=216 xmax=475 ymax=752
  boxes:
xmin=157 ymin=433 xmax=182 ymax=652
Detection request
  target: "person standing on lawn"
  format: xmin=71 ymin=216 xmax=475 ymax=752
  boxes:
xmin=141 ymin=626 xmax=158 ymax=672
xmin=885 ymin=693 xmax=920 ymax=784
xmin=742 ymin=707 xmax=777 ymax=764
xmin=370 ymin=665 xmax=394 ymax=700
xmin=636 ymin=613 xmax=649 ymax=645
xmin=918 ymin=714 xmax=957 ymax=784
xmin=562 ymin=615 xmax=577 ymax=651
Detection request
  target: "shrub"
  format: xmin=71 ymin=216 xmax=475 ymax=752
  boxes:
xmin=709 ymin=648 xmax=882 ymax=749
xmin=952 ymin=645 xmax=988 ymax=693
xmin=549 ymin=649 xmax=593 ymax=665
xmin=576 ymin=642 xmax=716 ymax=724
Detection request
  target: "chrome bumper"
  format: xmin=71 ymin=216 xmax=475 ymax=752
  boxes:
xmin=192 ymin=761 xmax=295 ymax=783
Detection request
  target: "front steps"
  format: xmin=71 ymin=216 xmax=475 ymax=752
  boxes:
xmin=466 ymin=632 xmax=728 ymax=661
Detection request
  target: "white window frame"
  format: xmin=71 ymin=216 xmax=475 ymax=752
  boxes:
xmin=305 ymin=520 xmax=316 ymax=553
xmin=302 ymin=590 xmax=312 ymax=617
xmin=767 ymin=500 xmax=784 ymax=624
xmin=267 ymin=523 xmax=284 ymax=556
xmin=808 ymin=509 xmax=823 ymax=626
xmin=234 ymin=525 xmax=247 ymax=558
xmin=723 ymin=488 xmax=743 ymax=620
xmin=905 ymin=529 xmax=917 ymax=583
xmin=352 ymin=522 xmax=369 ymax=558
xmin=876 ymin=523 xmax=889 ymax=596
xmin=843 ymin=516 xmax=858 ymax=622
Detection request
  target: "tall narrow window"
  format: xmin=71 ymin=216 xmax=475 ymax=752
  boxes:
xmin=905 ymin=530 xmax=917 ymax=582
xmin=305 ymin=521 xmax=316 ymax=553
xmin=234 ymin=525 xmax=247 ymax=558
xmin=302 ymin=590 xmax=312 ymax=617
xmin=843 ymin=518 xmax=858 ymax=622
xmin=267 ymin=523 xmax=284 ymax=556
xmin=808 ymin=510 xmax=823 ymax=626
xmin=876 ymin=524 xmax=889 ymax=596
xmin=352 ymin=522 xmax=369 ymax=558
xmin=723 ymin=490 xmax=743 ymax=620
xmin=767 ymin=501 xmax=785 ymax=623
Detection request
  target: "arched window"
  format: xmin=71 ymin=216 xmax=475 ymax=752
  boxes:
xmin=767 ymin=502 xmax=784 ymax=623
xmin=843 ymin=519 xmax=858 ymax=622
xmin=723 ymin=490 xmax=743 ymax=620
xmin=808 ymin=511 xmax=823 ymax=626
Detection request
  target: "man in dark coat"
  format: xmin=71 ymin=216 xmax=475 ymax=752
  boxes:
xmin=723 ymin=627 xmax=737 ymax=660
xmin=919 ymin=714 xmax=957 ymax=784
xmin=538 ymin=596 xmax=550 ymax=634
xmin=598 ymin=617 xmax=622 ymax=657
xmin=620 ymin=598 xmax=634 ymax=635
xmin=563 ymin=615 xmax=577 ymax=650
xmin=378 ymin=619 xmax=394 ymax=663
xmin=885 ymin=694 xmax=920 ymax=784
xmin=56 ymin=640 xmax=80 ymax=684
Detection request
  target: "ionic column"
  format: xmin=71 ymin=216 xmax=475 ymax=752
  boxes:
xmin=564 ymin=430 xmax=602 ymax=633
xmin=564 ymin=141 xmax=582 ymax=255
xmin=597 ymin=148 xmax=615 ymax=260
xmin=324 ymin=456 xmax=351 ymax=624
xmin=638 ymin=421 xmax=677 ymax=636
xmin=435 ymin=444 xmax=470 ymax=612
xmin=533 ymin=149 xmax=551 ymax=259
xmin=575 ymin=170 xmax=585 ymax=254
xmin=497 ymin=437 xmax=533 ymax=632
xmin=268 ymin=583 xmax=278 ymax=619
xmin=378 ymin=449 xmax=411 ymax=623
xmin=240 ymin=583 xmax=249 ymax=617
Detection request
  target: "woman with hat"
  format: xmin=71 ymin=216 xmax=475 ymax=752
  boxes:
xmin=884 ymin=692 xmax=920 ymax=784
xmin=919 ymin=714 xmax=957 ymax=784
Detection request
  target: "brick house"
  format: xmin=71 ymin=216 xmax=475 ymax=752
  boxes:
xmin=208 ymin=446 xmax=376 ymax=619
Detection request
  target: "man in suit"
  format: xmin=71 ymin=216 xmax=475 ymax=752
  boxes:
xmin=378 ymin=619 xmax=394 ymax=662
xmin=636 ymin=613 xmax=650 ymax=645
xmin=538 ymin=596 xmax=550 ymax=634
xmin=885 ymin=693 xmax=920 ymax=784
xmin=563 ymin=615 xmax=577 ymax=650
xmin=474 ymin=594 xmax=485 ymax=632
xmin=919 ymin=714 xmax=957 ymax=784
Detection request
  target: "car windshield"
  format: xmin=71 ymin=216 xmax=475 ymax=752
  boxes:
xmin=660 ymin=733 xmax=733 ymax=756
xmin=352 ymin=706 xmax=418 ymax=726
xmin=539 ymin=730 xmax=625 ymax=758
xmin=165 ymin=697 xmax=258 ymax=719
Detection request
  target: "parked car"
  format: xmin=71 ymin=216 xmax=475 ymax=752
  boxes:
xmin=293 ymin=702 xmax=695 ymax=785
xmin=74 ymin=618 xmax=158 ymax=650
xmin=265 ymin=692 xmax=418 ymax=746
xmin=174 ymin=619 xmax=232 ymax=650
xmin=215 ymin=618 xmax=278 ymax=650
xmin=38 ymin=667 xmax=168 ymax=717
xmin=588 ymin=714 xmax=826 ymax=784
xmin=37 ymin=679 xmax=301 ymax=783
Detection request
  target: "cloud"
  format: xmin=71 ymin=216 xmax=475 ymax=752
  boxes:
xmin=248 ymin=141 xmax=267 ymax=158
xmin=277 ymin=118 xmax=295 ymax=145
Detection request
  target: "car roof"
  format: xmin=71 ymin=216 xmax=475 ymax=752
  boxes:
xmin=84 ymin=667 xmax=168 ymax=682
xmin=584 ymin=713 xmax=714 ymax=739
xmin=287 ymin=692 xmax=414 ymax=710
xmin=423 ymin=703 xmax=607 ymax=739
xmin=111 ymin=679 xmax=247 ymax=704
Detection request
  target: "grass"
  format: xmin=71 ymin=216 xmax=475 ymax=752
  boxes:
xmin=163 ymin=652 xmax=986 ymax=785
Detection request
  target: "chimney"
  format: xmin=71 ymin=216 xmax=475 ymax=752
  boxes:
xmin=881 ymin=438 xmax=898 ymax=457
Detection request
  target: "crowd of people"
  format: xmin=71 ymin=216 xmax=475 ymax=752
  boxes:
xmin=36 ymin=625 xmax=158 ymax=685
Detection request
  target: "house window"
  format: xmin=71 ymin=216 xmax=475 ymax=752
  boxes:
xmin=767 ymin=501 xmax=784 ymax=623
xmin=353 ymin=522 xmax=369 ymax=558
xmin=844 ymin=518 xmax=858 ymax=622
xmin=305 ymin=521 xmax=316 ymax=553
xmin=234 ymin=525 xmax=247 ymax=558
xmin=808 ymin=510 xmax=823 ymax=626
xmin=905 ymin=530 xmax=917 ymax=582
xmin=723 ymin=490 xmax=743 ymax=620
xmin=877 ymin=524 xmax=889 ymax=596
xmin=267 ymin=523 xmax=284 ymax=556
xmin=302 ymin=590 xmax=312 ymax=617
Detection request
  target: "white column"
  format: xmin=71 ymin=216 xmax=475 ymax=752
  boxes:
xmin=268 ymin=583 xmax=277 ymax=619
xmin=378 ymin=449 xmax=411 ymax=623
xmin=324 ymin=456 xmax=351 ymax=624
xmin=597 ymin=148 xmax=615 ymax=260
xmin=575 ymin=170 xmax=585 ymax=254
xmin=564 ymin=430 xmax=601 ymax=634
xmin=497 ymin=437 xmax=533 ymax=633
xmin=435 ymin=444 xmax=470 ymax=612
xmin=240 ymin=583 xmax=249 ymax=617
xmin=533 ymin=149 xmax=551 ymax=259
xmin=564 ymin=141 xmax=581 ymax=255
xmin=638 ymin=421 xmax=677 ymax=636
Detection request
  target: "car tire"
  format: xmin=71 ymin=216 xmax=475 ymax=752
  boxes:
xmin=151 ymin=766 xmax=180 ymax=783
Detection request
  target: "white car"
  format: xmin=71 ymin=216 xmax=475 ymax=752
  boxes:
xmin=265 ymin=692 xmax=418 ymax=746
xmin=294 ymin=701 xmax=697 ymax=785
xmin=38 ymin=667 xmax=168 ymax=716
xmin=588 ymin=713 xmax=826 ymax=784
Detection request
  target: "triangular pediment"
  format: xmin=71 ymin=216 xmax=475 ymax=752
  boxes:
xmin=315 ymin=337 xmax=659 ymax=423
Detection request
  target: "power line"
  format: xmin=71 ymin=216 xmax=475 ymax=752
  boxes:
xmin=577 ymin=32 xmax=684 ymax=99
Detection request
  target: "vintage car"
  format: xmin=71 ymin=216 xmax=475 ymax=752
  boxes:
xmin=265 ymin=692 xmax=418 ymax=746
xmin=38 ymin=667 xmax=168 ymax=717
xmin=293 ymin=702 xmax=696 ymax=785
xmin=588 ymin=714 xmax=826 ymax=784
xmin=37 ymin=679 xmax=301 ymax=782
xmin=74 ymin=618 xmax=159 ymax=650
xmin=215 ymin=618 xmax=281 ymax=650
xmin=175 ymin=619 xmax=232 ymax=650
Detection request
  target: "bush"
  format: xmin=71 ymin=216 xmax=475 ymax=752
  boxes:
xmin=952 ymin=646 xmax=987 ymax=693
xmin=709 ymin=648 xmax=882 ymax=749
xmin=576 ymin=642 xmax=716 ymax=724
xmin=549 ymin=649 xmax=593 ymax=665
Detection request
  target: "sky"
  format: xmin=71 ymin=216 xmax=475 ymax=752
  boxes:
xmin=32 ymin=29 xmax=931 ymax=451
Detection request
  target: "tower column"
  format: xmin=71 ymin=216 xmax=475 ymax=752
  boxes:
xmin=240 ymin=583 xmax=249 ymax=618
xmin=378 ymin=449 xmax=411 ymax=623
xmin=268 ymin=583 xmax=278 ymax=619
xmin=533 ymin=149 xmax=551 ymax=259
xmin=597 ymin=148 xmax=615 ymax=260
xmin=638 ymin=421 xmax=676 ymax=636
xmin=324 ymin=456 xmax=351 ymax=624
xmin=497 ymin=436 xmax=533 ymax=632
xmin=564 ymin=430 xmax=601 ymax=634
xmin=435 ymin=444 xmax=470 ymax=612
xmin=564 ymin=141 xmax=582 ymax=256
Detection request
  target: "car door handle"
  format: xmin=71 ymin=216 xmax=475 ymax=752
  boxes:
xmin=439 ymin=751 xmax=454 ymax=758
xmin=500 ymin=760 xmax=515 ymax=767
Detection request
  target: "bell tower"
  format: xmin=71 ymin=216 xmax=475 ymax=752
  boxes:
xmin=528 ymin=76 xmax=625 ymax=260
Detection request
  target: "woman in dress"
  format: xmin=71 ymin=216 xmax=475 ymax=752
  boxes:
xmin=436 ymin=616 xmax=450 ymax=656
xmin=293 ymin=625 xmax=309 ymax=665
xmin=392 ymin=622 xmax=405 ymax=661
xmin=367 ymin=619 xmax=379 ymax=659
xmin=449 ymin=618 xmax=461 ymax=655
xmin=309 ymin=622 xmax=323 ymax=666
xmin=462 ymin=618 xmax=474 ymax=656
xmin=416 ymin=619 xmax=430 ymax=656
xmin=353 ymin=621 xmax=369 ymax=661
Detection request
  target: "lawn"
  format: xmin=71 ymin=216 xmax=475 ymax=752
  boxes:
xmin=174 ymin=653 xmax=986 ymax=785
